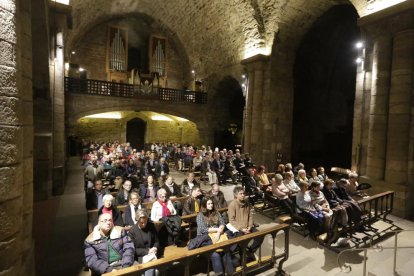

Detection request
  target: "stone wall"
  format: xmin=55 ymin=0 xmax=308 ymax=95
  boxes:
xmin=0 ymin=0 xmax=35 ymax=275
xmin=71 ymin=116 xmax=201 ymax=146
xmin=70 ymin=17 xmax=185 ymax=89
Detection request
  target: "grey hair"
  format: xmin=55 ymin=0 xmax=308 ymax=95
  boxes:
xmin=102 ymin=194 xmax=114 ymax=202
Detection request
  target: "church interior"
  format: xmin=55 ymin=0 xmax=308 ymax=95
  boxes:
xmin=0 ymin=0 xmax=414 ymax=275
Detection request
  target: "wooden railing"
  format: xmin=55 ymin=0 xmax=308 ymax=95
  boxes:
xmin=103 ymin=224 xmax=290 ymax=276
xmin=65 ymin=77 xmax=208 ymax=104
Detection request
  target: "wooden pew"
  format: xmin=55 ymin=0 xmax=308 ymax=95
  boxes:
xmin=102 ymin=224 xmax=290 ymax=276
xmin=316 ymin=191 xmax=395 ymax=246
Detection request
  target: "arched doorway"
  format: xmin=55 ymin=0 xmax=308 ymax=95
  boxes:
xmin=211 ymin=76 xmax=245 ymax=150
xmin=292 ymin=4 xmax=360 ymax=169
xmin=126 ymin=118 xmax=146 ymax=150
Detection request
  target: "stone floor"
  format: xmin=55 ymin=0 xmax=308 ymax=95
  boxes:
xmin=34 ymin=157 xmax=414 ymax=276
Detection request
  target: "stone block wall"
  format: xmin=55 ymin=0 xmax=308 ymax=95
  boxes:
xmin=0 ymin=0 xmax=35 ymax=274
xmin=72 ymin=116 xmax=201 ymax=147
xmin=70 ymin=18 xmax=185 ymax=89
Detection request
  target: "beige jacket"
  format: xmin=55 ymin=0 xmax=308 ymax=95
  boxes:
xmin=227 ymin=199 xmax=253 ymax=231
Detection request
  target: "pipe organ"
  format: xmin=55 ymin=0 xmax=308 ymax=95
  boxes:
xmin=106 ymin=26 xmax=128 ymax=82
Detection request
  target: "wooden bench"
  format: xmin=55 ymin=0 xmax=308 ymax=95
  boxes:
xmin=315 ymin=191 xmax=395 ymax=248
xmin=102 ymin=224 xmax=290 ymax=276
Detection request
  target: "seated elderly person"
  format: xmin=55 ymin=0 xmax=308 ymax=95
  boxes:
xmin=346 ymin=172 xmax=360 ymax=196
xmin=97 ymin=194 xmax=124 ymax=227
xmin=283 ymin=171 xmax=300 ymax=193
xmin=296 ymin=181 xmax=324 ymax=239
xmin=84 ymin=213 xmax=134 ymax=275
xmin=207 ymin=184 xmax=228 ymax=209
xmin=181 ymin=172 xmax=199 ymax=195
xmin=128 ymin=209 xmax=160 ymax=276
xmin=182 ymin=186 xmax=203 ymax=215
xmin=123 ymin=191 xmax=143 ymax=229
xmin=269 ymin=174 xmax=295 ymax=215
xmin=150 ymin=188 xmax=177 ymax=222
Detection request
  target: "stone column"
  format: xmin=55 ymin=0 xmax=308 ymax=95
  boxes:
xmin=366 ymin=35 xmax=392 ymax=180
xmin=242 ymin=66 xmax=254 ymax=155
xmin=241 ymin=54 xmax=268 ymax=163
xmin=352 ymin=44 xmax=373 ymax=174
xmin=385 ymin=30 xmax=414 ymax=184
xmin=0 ymin=0 xmax=34 ymax=274
xmin=50 ymin=26 xmax=66 ymax=195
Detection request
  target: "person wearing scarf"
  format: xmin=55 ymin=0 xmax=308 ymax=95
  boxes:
xmin=150 ymin=188 xmax=176 ymax=222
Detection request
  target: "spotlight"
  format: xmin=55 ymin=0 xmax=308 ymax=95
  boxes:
xmin=79 ymin=68 xmax=85 ymax=72
xmin=355 ymin=57 xmax=363 ymax=64
xmin=71 ymin=51 xmax=76 ymax=55
xmin=355 ymin=41 xmax=363 ymax=49
xmin=242 ymin=74 xmax=246 ymax=79
xmin=191 ymin=70 xmax=195 ymax=74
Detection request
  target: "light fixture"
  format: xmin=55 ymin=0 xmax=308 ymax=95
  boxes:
xmin=65 ymin=62 xmax=69 ymax=70
xmin=79 ymin=68 xmax=85 ymax=72
xmin=355 ymin=57 xmax=363 ymax=64
xmin=228 ymin=123 xmax=238 ymax=135
xmin=355 ymin=41 xmax=363 ymax=49
xmin=71 ymin=51 xmax=76 ymax=55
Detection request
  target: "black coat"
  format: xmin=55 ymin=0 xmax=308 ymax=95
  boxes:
xmin=128 ymin=221 xmax=160 ymax=259
xmin=123 ymin=204 xmax=143 ymax=226
xmin=165 ymin=183 xmax=182 ymax=198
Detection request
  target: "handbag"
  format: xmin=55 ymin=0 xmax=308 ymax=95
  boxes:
xmin=208 ymin=232 xmax=228 ymax=244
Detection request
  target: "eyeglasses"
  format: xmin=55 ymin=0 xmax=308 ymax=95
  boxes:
xmin=159 ymin=195 xmax=167 ymax=198
xmin=100 ymin=219 xmax=113 ymax=223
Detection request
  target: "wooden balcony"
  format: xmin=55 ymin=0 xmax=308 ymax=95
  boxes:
xmin=64 ymin=77 xmax=208 ymax=104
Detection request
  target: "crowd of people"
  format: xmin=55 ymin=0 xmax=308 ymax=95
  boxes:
xmin=82 ymin=140 xmax=365 ymax=275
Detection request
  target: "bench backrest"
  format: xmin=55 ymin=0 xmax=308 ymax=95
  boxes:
xmin=102 ymin=223 xmax=290 ymax=276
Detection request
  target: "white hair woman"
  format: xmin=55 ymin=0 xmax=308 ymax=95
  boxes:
xmin=97 ymin=194 xmax=124 ymax=226
xmin=150 ymin=188 xmax=176 ymax=222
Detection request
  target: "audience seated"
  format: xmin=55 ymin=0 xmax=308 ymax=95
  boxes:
xmin=140 ymin=175 xmax=159 ymax=203
xmin=155 ymin=157 xmax=169 ymax=180
xmin=181 ymin=172 xmax=199 ymax=195
xmin=84 ymin=213 xmax=134 ymax=275
xmin=296 ymin=181 xmax=324 ymax=239
xmin=146 ymin=153 xmax=158 ymax=176
xmin=97 ymin=194 xmax=124 ymax=227
xmin=84 ymin=158 xmax=104 ymax=190
xmin=207 ymin=184 xmax=228 ymax=209
xmin=297 ymin=169 xmax=308 ymax=183
xmin=242 ymin=167 xmax=263 ymax=204
xmin=151 ymin=188 xmax=177 ymax=222
xmin=317 ymin=166 xmax=328 ymax=182
xmin=123 ymin=191 xmax=143 ymax=229
xmin=256 ymin=165 xmax=270 ymax=188
xmin=223 ymin=155 xmax=238 ymax=184
xmin=309 ymin=181 xmax=333 ymax=226
xmin=227 ymin=186 xmax=264 ymax=262
xmin=322 ymin=179 xmax=363 ymax=228
xmin=182 ymin=186 xmax=203 ymax=215
xmin=196 ymin=197 xmax=234 ymax=275
xmin=308 ymin=168 xmax=320 ymax=184
xmin=269 ymin=174 xmax=295 ymax=215
xmin=346 ymin=172 xmax=360 ymax=197
xmin=86 ymin=179 xmax=109 ymax=210
xmin=202 ymin=152 xmax=218 ymax=185
xmin=283 ymin=171 xmax=300 ymax=193
xmin=115 ymin=180 xmax=133 ymax=206
xmin=128 ymin=209 xmax=160 ymax=276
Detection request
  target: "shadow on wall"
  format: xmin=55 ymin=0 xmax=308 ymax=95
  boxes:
xmin=292 ymin=4 xmax=359 ymax=169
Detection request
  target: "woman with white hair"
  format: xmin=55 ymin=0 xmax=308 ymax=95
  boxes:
xmin=97 ymin=194 xmax=123 ymax=226
xmin=150 ymin=188 xmax=176 ymax=222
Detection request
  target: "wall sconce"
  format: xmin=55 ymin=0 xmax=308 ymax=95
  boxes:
xmin=228 ymin=123 xmax=238 ymax=135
